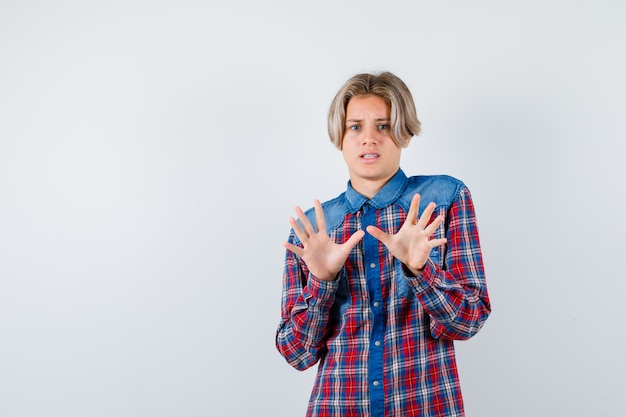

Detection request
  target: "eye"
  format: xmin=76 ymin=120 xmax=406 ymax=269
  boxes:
xmin=378 ymin=124 xmax=389 ymax=130
xmin=349 ymin=124 xmax=360 ymax=131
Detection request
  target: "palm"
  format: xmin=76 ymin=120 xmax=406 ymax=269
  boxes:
xmin=284 ymin=200 xmax=364 ymax=282
xmin=366 ymin=194 xmax=447 ymax=275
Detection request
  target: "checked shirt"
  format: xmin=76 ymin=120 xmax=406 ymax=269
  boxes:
xmin=276 ymin=169 xmax=491 ymax=417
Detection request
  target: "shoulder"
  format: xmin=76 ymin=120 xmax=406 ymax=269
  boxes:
xmin=294 ymin=193 xmax=350 ymax=242
xmin=399 ymin=174 xmax=469 ymax=211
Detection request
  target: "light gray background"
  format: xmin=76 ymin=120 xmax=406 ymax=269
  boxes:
xmin=1 ymin=1 xmax=624 ymax=416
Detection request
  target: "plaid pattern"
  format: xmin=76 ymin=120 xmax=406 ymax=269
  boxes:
xmin=276 ymin=171 xmax=490 ymax=417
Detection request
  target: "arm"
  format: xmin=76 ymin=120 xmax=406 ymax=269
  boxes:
xmin=276 ymin=200 xmax=364 ymax=370
xmin=275 ymin=236 xmax=339 ymax=371
xmin=405 ymin=186 xmax=491 ymax=340
xmin=367 ymin=188 xmax=491 ymax=340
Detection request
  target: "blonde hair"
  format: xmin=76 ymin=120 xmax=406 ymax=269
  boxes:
xmin=328 ymin=71 xmax=421 ymax=149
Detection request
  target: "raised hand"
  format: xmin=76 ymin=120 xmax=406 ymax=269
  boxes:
xmin=284 ymin=199 xmax=365 ymax=282
xmin=366 ymin=193 xmax=447 ymax=275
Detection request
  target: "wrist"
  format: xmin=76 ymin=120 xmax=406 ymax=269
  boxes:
xmin=403 ymin=263 xmax=424 ymax=277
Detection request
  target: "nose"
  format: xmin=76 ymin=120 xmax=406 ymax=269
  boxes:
xmin=362 ymin=125 xmax=379 ymax=145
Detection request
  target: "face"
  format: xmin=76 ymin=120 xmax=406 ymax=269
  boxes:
xmin=341 ymin=95 xmax=408 ymax=197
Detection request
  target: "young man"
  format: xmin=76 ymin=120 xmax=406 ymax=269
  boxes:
xmin=276 ymin=72 xmax=491 ymax=417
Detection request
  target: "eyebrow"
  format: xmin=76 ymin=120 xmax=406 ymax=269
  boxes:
xmin=345 ymin=117 xmax=390 ymax=123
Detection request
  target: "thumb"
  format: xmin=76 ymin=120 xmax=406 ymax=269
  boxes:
xmin=366 ymin=225 xmax=389 ymax=244
xmin=344 ymin=229 xmax=365 ymax=250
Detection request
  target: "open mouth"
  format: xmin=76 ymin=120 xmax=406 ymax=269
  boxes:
xmin=361 ymin=153 xmax=380 ymax=160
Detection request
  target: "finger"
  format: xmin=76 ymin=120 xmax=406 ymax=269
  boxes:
xmin=294 ymin=205 xmax=316 ymax=237
xmin=406 ymin=193 xmax=421 ymax=225
xmin=416 ymin=202 xmax=437 ymax=229
xmin=283 ymin=241 xmax=304 ymax=257
xmin=428 ymin=237 xmax=447 ymax=248
xmin=366 ymin=225 xmax=390 ymax=245
xmin=313 ymin=199 xmax=327 ymax=234
xmin=344 ymin=229 xmax=365 ymax=251
xmin=423 ymin=214 xmax=444 ymax=236
xmin=288 ymin=217 xmax=308 ymax=244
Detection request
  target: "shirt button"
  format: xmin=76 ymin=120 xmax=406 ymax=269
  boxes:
xmin=375 ymin=341 xmax=381 ymax=347
xmin=373 ymin=380 xmax=379 ymax=387
xmin=370 ymin=262 xmax=376 ymax=268
xmin=373 ymin=301 xmax=380 ymax=307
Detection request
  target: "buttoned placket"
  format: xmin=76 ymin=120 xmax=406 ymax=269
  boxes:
xmin=362 ymin=202 xmax=385 ymax=417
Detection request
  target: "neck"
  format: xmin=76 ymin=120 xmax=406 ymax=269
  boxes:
xmin=350 ymin=177 xmax=390 ymax=199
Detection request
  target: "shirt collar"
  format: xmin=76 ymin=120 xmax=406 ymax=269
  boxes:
xmin=345 ymin=169 xmax=408 ymax=212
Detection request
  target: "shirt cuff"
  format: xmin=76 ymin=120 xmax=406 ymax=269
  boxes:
xmin=305 ymin=270 xmax=341 ymax=306
xmin=402 ymin=258 xmax=438 ymax=294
